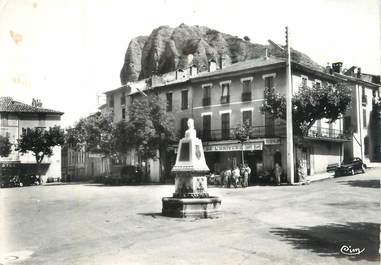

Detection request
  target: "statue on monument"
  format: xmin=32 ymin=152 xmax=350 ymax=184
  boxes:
xmin=184 ymin=118 xmax=196 ymax=139
xmin=162 ymin=118 xmax=222 ymax=218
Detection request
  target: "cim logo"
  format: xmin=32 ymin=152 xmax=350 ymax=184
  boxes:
xmin=340 ymin=245 xmax=365 ymax=256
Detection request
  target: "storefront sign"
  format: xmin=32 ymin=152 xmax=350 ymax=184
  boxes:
xmin=264 ymin=138 xmax=281 ymax=145
xmin=203 ymin=142 xmax=263 ymax=152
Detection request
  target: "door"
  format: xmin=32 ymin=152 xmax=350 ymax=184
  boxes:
xmin=203 ymin=115 xmax=211 ymax=140
xmin=221 ymin=113 xmax=230 ymax=140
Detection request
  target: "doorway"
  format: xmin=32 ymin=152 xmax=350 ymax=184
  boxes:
xmin=245 ymin=151 xmax=263 ymax=185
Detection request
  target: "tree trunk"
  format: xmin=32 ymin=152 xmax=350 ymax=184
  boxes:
xmin=159 ymin=147 xmax=167 ymax=183
xmin=35 ymin=154 xmax=44 ymax=185
xmin=241 ymin=143 xmax=245 ymax=165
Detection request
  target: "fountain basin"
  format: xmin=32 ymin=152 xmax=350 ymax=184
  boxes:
xmin=162 ymin=196 xmax=222 ymax=218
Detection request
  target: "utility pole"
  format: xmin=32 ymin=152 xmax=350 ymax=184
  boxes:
xmin=285 ymin=26 xmax=294 ymax=184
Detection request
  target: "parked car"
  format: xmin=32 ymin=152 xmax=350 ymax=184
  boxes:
xmin=0 ymin=175 xmax=42 ymax=188
xmin=326 ymin=163 xmax=339 ymax=172
xmin=334 ymin=157 xmax=367 ymax=177
xmin=1 ymin=176 xmax=22 ymax=188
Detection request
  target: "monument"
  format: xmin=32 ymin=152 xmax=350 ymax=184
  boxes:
xmin=162 ymin=119 xmax=222 ymax=218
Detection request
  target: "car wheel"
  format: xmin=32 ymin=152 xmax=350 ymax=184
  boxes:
xmin=350 ymin=169 xmax=355 ymax=175
xmin=361 ymin=165 xmax=366 ymax=173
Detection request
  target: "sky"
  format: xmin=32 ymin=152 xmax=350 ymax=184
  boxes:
xmin=0 ymin=0 xmax=380 ymax=128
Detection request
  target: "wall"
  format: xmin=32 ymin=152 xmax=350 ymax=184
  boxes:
xmin=191 ymin=68 xmax=286 ymax=132
xmin=106 ymin=87 xmax=130 ymax=124
xmin=310 ymin=142 xmax=342 ymax=173
xmin=156 ymin=82 xmax=193 ymax=135
xmin=0 ymin=112 xmax=62 ymax=181
xmin=61 ymin=148 xmax=111 ymax=181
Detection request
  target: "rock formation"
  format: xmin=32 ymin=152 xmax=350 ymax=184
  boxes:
xmin=120 ymin=24 xmax=322 ymax=85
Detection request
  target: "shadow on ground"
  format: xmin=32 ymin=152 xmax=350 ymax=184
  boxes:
xmin=137 ymin=212 xmax=163 ymax=218
xmin=270 ymin=222 xmax=380 ymax=262
xmin=337 ymin=179 xmax=380 ymax=189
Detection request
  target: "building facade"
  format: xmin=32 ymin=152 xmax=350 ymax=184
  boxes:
xmin=61 ymin=147 xmax=111 ymax=182
xmin=0 ymin=97 xmax=64 ymax=182
xmin=104 ymin=53 xmax=380 ymax=183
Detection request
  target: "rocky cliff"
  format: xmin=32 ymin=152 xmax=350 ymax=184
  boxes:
xmin=120 ymin=24 xmax=322 ymax=84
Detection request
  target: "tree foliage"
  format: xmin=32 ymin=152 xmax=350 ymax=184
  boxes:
xmin=234 ymin=120 xmax=251 ymax=142
xmin=369 ymin=99 xmax=381 ymax=161
xmin=124 ymin=95 xmax=176 ymax=162
xmin=65 ymin=111 xmax=114 ymax=154
xmin=17 ymin=126 xmax=64 ymax=173
xmin=261 ymin=83 xmax=352 ymax=135
xmin=0 ymin=135 xmax=12 ymax=157
xmin=113 ymin=120 xmax=130 ymax=155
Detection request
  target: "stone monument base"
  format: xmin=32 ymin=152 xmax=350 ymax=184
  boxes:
xmin=162 ymin=196 xmax=222 ymax=218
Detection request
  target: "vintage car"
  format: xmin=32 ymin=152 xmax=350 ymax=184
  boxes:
xmin=334 ymin=157 xmax=367 ymax=177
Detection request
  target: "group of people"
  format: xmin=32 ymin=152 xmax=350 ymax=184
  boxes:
xmin=220 ymin=164 xmax=251 ymax=188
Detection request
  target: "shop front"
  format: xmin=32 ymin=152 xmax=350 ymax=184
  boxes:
xmin=203 ymin=139 xmax=284 ymax=184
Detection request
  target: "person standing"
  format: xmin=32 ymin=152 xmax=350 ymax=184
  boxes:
xmin=224 ymin=168 xmax=232 ymax=188
xmin=274 ymin=162 xmax=282 ymax=186
xmin=239 ymin=163 xmax=245 ymax=187
xmin=232 ymin=166 xmax=240 ymax=188
xmin=244 ymin=164 xmax=251 ymax=187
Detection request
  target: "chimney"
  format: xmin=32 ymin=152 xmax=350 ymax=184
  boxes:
xmin=32 ymin=98 xmax=42 ymax=108
xmin=208 ymin=59 xmax=217 ymax=72
xmin=357 ymin=67 xmax=362 ymax=78
xmin=264 ymin=48 xmax=269 ymax=60
xmin=176 ymin=69 xmax=185 ymax=80
xmin=190 ymin=65 xmax=198 ymax=77
xmin=325 ymin=63 xmax=333 ymax=74
xmin=332 ymin=62 xmax=343 ymax=73
xmin=218 ymin=54 xmax=230 ymax=69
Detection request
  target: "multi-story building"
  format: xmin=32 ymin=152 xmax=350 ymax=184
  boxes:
xmin=0 ymin=97 xmax=64 ymax=182
xmin=332 ymin=64 xmax=381 ymax=164
xmin=104 ymin=51 xmax=380 ymax=184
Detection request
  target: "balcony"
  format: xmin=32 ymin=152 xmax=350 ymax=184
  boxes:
xmin=198 ymin=125 xmax=285 ymax=142
xmin=202 ymin=97 xmax=211 ymax=106
xmin=362 ymin=95 xmax=368 ymax=106
xmin=220 ymin=95 xmax=230 ymax=104
xmin=241 ymin=92 xmax=252 ymax=102
xmin=305 ymin=126 xmax=351 ymax=141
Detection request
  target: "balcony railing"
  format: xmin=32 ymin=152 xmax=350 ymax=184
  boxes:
xmin=220 ymin=95 xmax=230 ymax=104
xmin=202 ymin=97 xmax=211 ymax=106
xmin=306 ymin=126 xmax=351 ymax=140
xmin=198 ymin=125 xmax=286 ymax=142
xmin=241 ymin=92 xmax=252 ymax=102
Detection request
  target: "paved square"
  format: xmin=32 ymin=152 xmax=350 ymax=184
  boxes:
xmin=1 ymin=169 xmax=380 ymax=265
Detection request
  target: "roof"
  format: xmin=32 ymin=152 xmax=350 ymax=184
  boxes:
xmin=98 ymin=103 xmax=107 ymax=110
xmin=191 ymin=57 xmax=285 ymax=81
xmin=104 ymin=85 xmax=128 ymax=95
xmin=0 ymin=97 xmax=64 ymax=115
xmin=333 ymin=73 xmax=381 ymax=88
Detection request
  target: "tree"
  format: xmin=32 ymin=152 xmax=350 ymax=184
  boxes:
xmin=369 ymin=100 xmax=381 ymax=161
xmin=0 ymin=135 xmax=12 ymax=157
xmin=261 ymin=82 xmax=351 ymax=181
xmin=243 ymin=36 xmax=251 ymax=42
xmin=261 ymin=83 xmax=351 ymax=136
xmin=125 ymin=95 xmax=176 ymax=179
xmin=65 ymin=111 xmax=114 ymax=155
xmin=17 ymin=126 xmax=64 ymax=181
xmin=113 ymin=120 xmax=130 ymax=155
xmin=234 ymin=120 xmax=251 ymax=165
